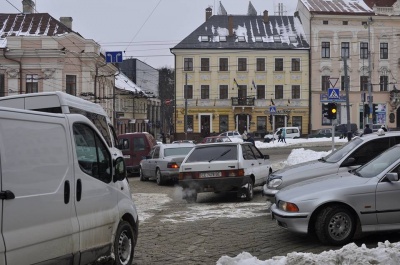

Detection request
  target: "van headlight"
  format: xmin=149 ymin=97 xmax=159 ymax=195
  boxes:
xmin=267 ymin=177 xmax=282 ymax=188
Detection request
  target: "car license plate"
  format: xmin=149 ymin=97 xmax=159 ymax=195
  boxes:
xmin=200 ymin=171 xmax=221 ymax=178
xmin=123 ymin=155 xmax=130 ymax=159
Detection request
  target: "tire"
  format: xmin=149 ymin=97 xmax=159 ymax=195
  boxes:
xmin=139 ymin=167 xmax=148 ymax=181
xmin=315 ymin=205 xmax=355 ymax=245
xmin=244 ymin=180 xmax=254 ymax=201
xmin=156 ymin=168 xmax=164 ymax=186
xmin=114 ymin=221 xmax=135 ymax=265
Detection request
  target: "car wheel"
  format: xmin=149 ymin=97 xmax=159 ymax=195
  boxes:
xmin=114 ymin=221 xmax=135 ymax=265
xmin=244 ymin=180 xmax=254 ymax=201
xmin=315 ymin=205 xmax=355 ymax=245
xmin=156 ymin=168 xmax=164 ymax=186
xmin=139 ymin=167 xmax=148 ymax=181
xmin=183 ymin=189 xmax=197 ymax=203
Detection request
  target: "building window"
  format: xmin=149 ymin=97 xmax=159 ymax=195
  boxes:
xmin=291 ymin=85 xmax=300 ymax=99
xmin=256 ymin=58 xmax=265 ymax=71
xmin=380 ymin=43 xmax=388 ymax=59
xmin=322 ymin=105 xmax=331 ymax=126
xmin=238 ymin=85 xmax=247 ymax=98
xmin=275 ymin=85 xmax=283 ymax=99
xmin=219 ymin=85 xmax=228 ymax=99
xmin=321 ymin=76 xmax=330 ymax=91
xmin=184 ymin=58 xmax=193 ymax=71
xmin=275 ymin=58 xmax=283 ymax=71
xmin=380 ymin=76 xmax=388 ymax=91
xmin=360 ymin=42 xmax=368 ymax=59
xmin=66 ymin=75 xmax=76 ymax=96
xmin=341 ymin=42 xmax=350 ymax=58
xmin=343 ymin=21 xmax=348 ymax=25
xmin=0 ymin=74 xmax=5 ymax=97
xmin=238 ymin=58 xmax=247 ymax=71
xmin=323 ymin=20 xmax=328 ymax=25
xmin=360 ymin=76 xmax=368 ymax=91
xmin=291 ymin=58 xmax=300 ymax=71
xmin=26 ymin=74 xmax=38 ymax=93
xmin=256 ymin=116 xmax=266 ymax=132
xmin=219 ymin=58 xmax=228 ymax=71
xmin=187 ymin=115 xmax=193 ymax=132
xmin=321 ymin=42 xmax=330 ymax=58
xmin=184 ymin=85 xmax=193 ymax=99
xmin=201 ymin=58 xmax=210 ymax=71
xmin=256 ymin=85 xmax=265 ymax=99
xmin=219 ymin=115 xmax=228 ymax=133
xmin=201 ymin=85 xmax=210 ymax=99
xmin=341 ymin=76 xmax=350 ymax=91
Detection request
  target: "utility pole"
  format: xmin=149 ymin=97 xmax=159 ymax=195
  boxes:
xmin=367 ymin=16 xmax=373 ymax=126
xmin=184 ymin=73 xmax=188 ymax=140
xmin=343 ymin=56 xmax=352 ymax=141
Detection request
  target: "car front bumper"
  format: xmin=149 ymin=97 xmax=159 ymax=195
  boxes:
xmin=270 ymin=204 xmax=309 ymax=234
xmin=262 ymin=184 xmax=279 ymax=202
xmin=179 ymin=176 xmax=251 ymax=193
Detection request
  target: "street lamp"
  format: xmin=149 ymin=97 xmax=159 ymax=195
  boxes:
xmin=365 ymin=17 xmax=373 ymax=125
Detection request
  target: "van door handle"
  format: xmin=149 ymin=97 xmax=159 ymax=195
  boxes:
xmin=77 ymin=179 xmax=82 ymax=202
xmin=0 ymin=190 xmax=15 ymax=200
xmin=64 ymin=180 xmax=70 ymax=204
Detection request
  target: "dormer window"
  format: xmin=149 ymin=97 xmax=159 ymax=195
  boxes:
xmin=273 ymin=35 xmax=281 ymax=43
xmin=219 ymin=36 xmax=227 ymax=42
xmin=255 ymin=36 xmax=263 ymax=42
xmin=237 ymin=36 xmax=246 ymax=42
xmin=289 ymin=36 xmax=297 ymax=43
xmin=200 ymin=36 xmax=209 ymax=42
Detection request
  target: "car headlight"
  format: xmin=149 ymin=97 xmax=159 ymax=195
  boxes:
xmin=278 ymin=200 xmax=299 ymax=212
xmin=267 ymin=178 xmax=282 ymax=188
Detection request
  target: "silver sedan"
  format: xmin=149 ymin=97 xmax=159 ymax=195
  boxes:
xmin=139 ymin=143 xmax=195 ymax=185
xmin=271 ymin=144 xmax=400 ymax=245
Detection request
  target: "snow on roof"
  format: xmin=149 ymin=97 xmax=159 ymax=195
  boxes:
xmin=115 ymin=72 xmax=147 ymax=95
xmin=301 ymin=0 xmax=373 ymax=13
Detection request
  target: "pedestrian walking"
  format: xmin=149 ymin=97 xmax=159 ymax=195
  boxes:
xmin=281 ymin=128 xmax=287 ymax=143
xmin=363 ymin=124 xmax=372 ymax=135
xmin=161 ymin=132 xmax=166 ymax=144
xmin=277 ymin=129 xmax=282 ymax=142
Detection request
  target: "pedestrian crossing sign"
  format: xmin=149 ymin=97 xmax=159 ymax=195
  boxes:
xmin=328 ymin=88 xmax=340 ymax=100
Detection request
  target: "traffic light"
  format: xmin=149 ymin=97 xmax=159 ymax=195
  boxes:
xmin=364 ymin=104 xmax=370 ymax=116
xmin=327 ymin=103 xmax=337 ymax=119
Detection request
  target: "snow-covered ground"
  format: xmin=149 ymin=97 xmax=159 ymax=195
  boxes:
xmin=133 ymin=136 xmax=400 ymax=264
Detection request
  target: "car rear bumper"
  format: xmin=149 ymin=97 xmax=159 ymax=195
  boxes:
xmin=161 ymin=170 xmax=179 ymax=181
xmin=179 ymin=176 xmax=251 ymax=193
xmin=127 ymin=165 xmax=140 ymax=173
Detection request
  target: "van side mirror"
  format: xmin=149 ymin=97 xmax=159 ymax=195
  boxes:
xmin=113 ymin=157 xmax=126 ymax=182
xmin=342 ymin=157 xmax=355 ymax=167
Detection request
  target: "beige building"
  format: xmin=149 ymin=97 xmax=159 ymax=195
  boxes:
xmin=171 ymin=4 xmax=310 ymax=139
xmin=297 ymin=0 xmax=400 ymax=131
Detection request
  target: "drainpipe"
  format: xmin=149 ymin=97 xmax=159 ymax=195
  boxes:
xmin=3 ymin=48 xmax=23 ymax=94
xmin=308 ymin=15 xmax=313 ymax=135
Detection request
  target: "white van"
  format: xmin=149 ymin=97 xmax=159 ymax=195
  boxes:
xmin=0 ymin=92 xmax=121 ymax=157
xmin=0 ymin=107 xmax=138 ymax=265
xmin=264 ymin=126 xmax=300 ymax=141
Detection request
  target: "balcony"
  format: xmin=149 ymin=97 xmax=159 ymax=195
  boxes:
xmin=231 ymin=97 xmax=255 ymax=106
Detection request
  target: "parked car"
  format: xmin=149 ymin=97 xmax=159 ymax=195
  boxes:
xmin=271 ymin=144 xmax=400 ymax=245
xmin=218 ymin=131 xmax=243 ymax=140
xmin=140 ymin=142 xmax=195 ymax=185
xmin=178 ymin=142 xmax=272 ymax=202
xmin=308 ymin=128 xmax=341 ymax=138
xmin=264 ymin=127 xmax=300 ymax=141
xmin=200 ymin=136 xmax=232 ymax=143
xmin=263 ymin=131 xmax=400 ymax=201
xmin=335 ymin=123 xmax=359 ymax=136
xmin=172 ymin=140 xmax=196 ymax=144
xmin=118 ymin=132 xmax=157 ymax=175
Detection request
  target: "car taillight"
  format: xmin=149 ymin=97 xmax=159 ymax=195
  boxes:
xmin=167 ymin=162 xmax=179 ymax=169
xmin=221 ymin=169 xmax=244 ymax=177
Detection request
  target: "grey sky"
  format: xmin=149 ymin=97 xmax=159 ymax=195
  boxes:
xmin=3 ymin=0 xmax=298 ymax=69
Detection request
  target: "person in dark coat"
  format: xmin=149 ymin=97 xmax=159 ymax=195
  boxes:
xmin=161 ymin=133 xmax=166 ymax=144
xmin=363 ymin=124 xmax=372 ymax=135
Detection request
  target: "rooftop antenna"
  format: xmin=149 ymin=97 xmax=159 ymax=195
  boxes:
xmin=274 ymin=3 xmax=287 ymax=16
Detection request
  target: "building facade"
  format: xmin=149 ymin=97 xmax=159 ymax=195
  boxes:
xmin=171 ymin=5 xmax=310 ymax=138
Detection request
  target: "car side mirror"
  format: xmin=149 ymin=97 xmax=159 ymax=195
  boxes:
xmin=113 ymin=157 xmax=126 ymax=182
xmin=264 ymin=154 xmax=270 ymax=159
xmin=385 ymin=172 xmax=399 ymax=182
xmin=342 ymin=157 xmax=355 ymax=167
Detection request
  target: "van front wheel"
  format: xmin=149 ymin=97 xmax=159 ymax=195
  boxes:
xmin=114 ymin=221 xmax=135 ymax=265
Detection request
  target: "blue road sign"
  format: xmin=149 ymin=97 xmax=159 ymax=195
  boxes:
xmin=269 ymin=106 xmax=276 ymax=114
xmin=105 ymin=51 xmax=123 ymax=63
xmin=328 ymin=88 xmax=340 ymax=100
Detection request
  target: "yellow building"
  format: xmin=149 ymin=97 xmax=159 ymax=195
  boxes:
xmin=171 ymin=5 xmax=310 ymax=139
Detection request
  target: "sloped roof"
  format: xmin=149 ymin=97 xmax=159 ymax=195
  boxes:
xmin=364 ymin=0 xmax=396 ymax=8
xmin=172 ymin=15 xmax=309 ymax=50
xmin=0 ymin=13 xmax=77 ymax=47
xmin=115 ymin=72 xmax=148 ymax=96
xmin=300 ymin=0 xmax=373 ymax=14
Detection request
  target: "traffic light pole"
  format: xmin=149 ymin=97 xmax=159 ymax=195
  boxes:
xmin=343 ymin=56 xmax=352 ymax=141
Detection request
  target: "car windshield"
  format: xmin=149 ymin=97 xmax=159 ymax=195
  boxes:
xmin=185 ymin=145 xmax=237 ymax=162
xmin=164 ymin=147 xmax=193 ymax=157
xmin=324 ymin=137 xmax=363 ymax=163
xmin=355 ymin=146 xmax=400 ymax=178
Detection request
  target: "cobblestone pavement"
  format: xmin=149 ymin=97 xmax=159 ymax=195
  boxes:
xmin=128 ymin=176 xmax=400 ymax=265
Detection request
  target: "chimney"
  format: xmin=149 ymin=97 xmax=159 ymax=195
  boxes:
xmin=228 ymin=15 xmax=234 ymax=36
xmin=22 ymin=0 xmax=35 ymax=14
xmin=263 ymin=10 xmax=269 ymax=24
xmin=60 ymin=17 xmax=73 ymax=29
xmin=206 ymin=7 xmax=212 ymax=21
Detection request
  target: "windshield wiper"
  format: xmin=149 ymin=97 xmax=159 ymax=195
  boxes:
xmin=353 ymin=171 xmax=362 ymax=177
xmin=209 ymin=149 xmax=231 ymax=163
xmin=318 ymin=157 xmax=326 ymax=162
